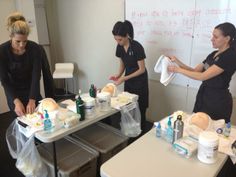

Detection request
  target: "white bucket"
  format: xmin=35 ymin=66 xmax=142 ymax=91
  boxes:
xmin=82 ymin=96 xmax=96 ymax=118
xmin=197 ymin=131 xmax=219 ymax=164
xmin=97 ymin=92 xmax=111 ymax=111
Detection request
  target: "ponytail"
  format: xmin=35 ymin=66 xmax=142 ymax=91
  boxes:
xmin=124 ymin=20 xmax=134 ymax=39
xmin=215 ymin=22 xmax=236 ymax=50
xmin=112 ymin=20 xmax=134 ymax=39
xmin=6 ymin=12 xmax=30 ymax=36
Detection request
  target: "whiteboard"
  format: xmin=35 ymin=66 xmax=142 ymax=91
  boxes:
xmin=125 ymin=0 xmax=236 ymax=96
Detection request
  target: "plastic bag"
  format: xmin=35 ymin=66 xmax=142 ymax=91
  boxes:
xmin=6 ymin=120 xmax=48 ymax=177
xmin=120 ymin=101 xmax=141 ymax=137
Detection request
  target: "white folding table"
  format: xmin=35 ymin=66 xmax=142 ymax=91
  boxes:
xmin=34 ymin=108 xmax=119 ymax=177
xmin=101 ymin=128 xmax=228 ymax=177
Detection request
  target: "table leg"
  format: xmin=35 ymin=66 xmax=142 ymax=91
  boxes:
xmin=53 ymin=142 xmax=58 ymax=177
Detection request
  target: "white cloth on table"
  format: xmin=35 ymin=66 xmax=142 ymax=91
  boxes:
xmin=218 ymin=127 xmax=236 ymax=164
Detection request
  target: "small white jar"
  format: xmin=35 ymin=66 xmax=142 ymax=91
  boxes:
xmin=97 ymin=92 xmax=111 ymax=111
xmin=198 ymin=131 xmax=219 ymax=164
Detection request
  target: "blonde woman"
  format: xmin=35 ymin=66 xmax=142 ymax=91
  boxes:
xmin=0 ymin=12 xmax=43 ymax=117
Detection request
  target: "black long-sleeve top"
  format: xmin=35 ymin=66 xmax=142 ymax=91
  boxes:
xmin=0 ymin=40 xmax=42 ymax=103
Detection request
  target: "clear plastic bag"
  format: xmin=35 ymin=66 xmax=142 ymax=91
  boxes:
xmin=120 ymin=101 xmax=141 ymax=137
xmin=6 ymin=120 xmax=48 ymax=177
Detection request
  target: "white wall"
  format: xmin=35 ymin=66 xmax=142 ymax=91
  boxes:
xmin=15 ymin=0 xmax=39 ymax=42
xmin=46 ymin=0 xmax=125 ymax=93
xmin=45 ymin=0 xmax=236 ymax=125
xmin=0 ymin=0 xmax=16 ymax=113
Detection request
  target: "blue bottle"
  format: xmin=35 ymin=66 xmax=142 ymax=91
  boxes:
xmin=44 ymin=110 xmax=52 ymax=132
xmin=166 ymin=117 xmax=173 ymax=143
xmin=156 ymin=122 xmax=162 ymax=138
xmin=224 ymin=122 xmax=231 ymax=137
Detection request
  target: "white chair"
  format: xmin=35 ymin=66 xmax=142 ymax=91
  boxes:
xmin=53 ymin=63 xmax=75 ymax=95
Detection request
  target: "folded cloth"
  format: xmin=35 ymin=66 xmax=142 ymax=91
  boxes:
xmin=218 ymin=127 xmax=236 ymax=164
xmin=154 ymin=55 xmax=178 ymax=86
xmin=111 ymin=92 xmax=139 ymax=110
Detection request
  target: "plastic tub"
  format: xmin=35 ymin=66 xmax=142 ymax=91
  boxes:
xmin=197 ymin=131 xmax=219 ymax=164
xmin=97 ymin=92 xmax=111 ymax=111
xmin=37 ymin=137 xmax=99 ymax=177
xmin=82 ymin=96 xmax=96 ymax=118
xmin=71 ymin=122 xmax=129 ymax=168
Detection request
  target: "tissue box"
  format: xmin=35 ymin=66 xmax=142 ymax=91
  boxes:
xmin=173 ymin=136 xmax=198 ymax=158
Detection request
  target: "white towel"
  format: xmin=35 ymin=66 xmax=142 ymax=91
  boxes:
xmin=154 ymin=55 xmax=178 ymax=86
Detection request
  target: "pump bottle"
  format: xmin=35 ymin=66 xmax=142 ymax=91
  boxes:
xmin=44 ymin=110 xmax=52 ymax=132
xmin=156 ymin=122 xmax=162 ymax=138
xmin=166 ymin=117 xmax=173 ymax=143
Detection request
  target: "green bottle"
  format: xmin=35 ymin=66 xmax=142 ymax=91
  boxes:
xmin=89 ymin=84 xmax=96 ymax=98
xmin=75 ymin=95 xmax=85 ymax=121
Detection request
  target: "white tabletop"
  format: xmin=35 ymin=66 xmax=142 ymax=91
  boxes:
xmin=100 ymin=128 xmax=228 ymax=177
xmin=35 ymin=108 xmax=118 ymax=143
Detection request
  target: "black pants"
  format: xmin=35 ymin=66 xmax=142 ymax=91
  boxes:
xmin=139 ymin=106 xmax=147 ymax=132
xmin=217 ymin=156 xmax=236 ymax=177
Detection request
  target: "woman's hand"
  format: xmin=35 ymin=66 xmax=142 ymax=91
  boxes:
xmin=14 ymin=98 xmax=26 ymax=117
xmin=26 ymin=99 xmax=36 ymax=114
xmin=168 ymin=65 xmax=181 ymax=73
xmin=109 ymin=74 xmax=119 ymax=81
xmin=168 ymin=56 xmax=179 ymax=63
xmin=114 ymin=76 xmax=126 ymax=86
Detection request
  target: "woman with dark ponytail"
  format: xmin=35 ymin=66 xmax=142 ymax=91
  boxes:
xmin=111 ymin=20 xmax=149 ymax=132
xmin=168 ymin=22 xmax=236 ymax=123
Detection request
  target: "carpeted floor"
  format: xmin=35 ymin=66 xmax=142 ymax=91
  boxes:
xmin=0 ymin=111 xmax=24 ymax=177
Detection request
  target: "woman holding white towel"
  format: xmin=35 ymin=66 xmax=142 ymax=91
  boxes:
xmin=168 ymin=22 xmax=236 ymax=123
